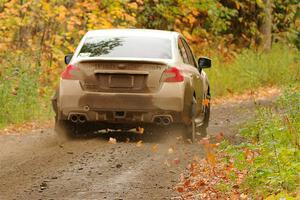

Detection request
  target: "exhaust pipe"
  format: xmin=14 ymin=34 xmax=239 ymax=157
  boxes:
xmin=153 ymin=116 xmax=163 ymax=125
xmin=153 ymin=115 xmax=173 ymax=126
xmin=78 ymin=115 xmax=86 ymax=123
xmin=70 ymin=115 xmax=78 ymax=123
xmin=162 ymin=117 xmax=171 ymax=126
xmin=69 ymin=113 xmax=88 ymax=123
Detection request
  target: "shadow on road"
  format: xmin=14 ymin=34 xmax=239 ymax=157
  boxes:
xmin=70 ymin=125 xmax=187 ymax=144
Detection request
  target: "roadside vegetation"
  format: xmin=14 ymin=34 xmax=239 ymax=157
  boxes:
xmin=208 ymin=44 xmax=300 ymax=97
xmin=0 ymin=53 xmax=53 ymax=128
xmin=221 ymin=87 xmax=300 ymax=198
xmin=176 ymin=86 xmax=300 ymax=199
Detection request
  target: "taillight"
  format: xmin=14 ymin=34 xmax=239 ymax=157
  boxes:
xmin=162 ymin=67 xmax=184 ymax=82
xmin=61 ymin=65 xmax=79 ymax=80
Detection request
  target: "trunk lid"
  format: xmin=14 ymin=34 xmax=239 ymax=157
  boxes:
xmin=75 ymin=59 xmax=168 ymax=93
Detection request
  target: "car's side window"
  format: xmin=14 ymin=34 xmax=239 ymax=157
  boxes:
xmin=178 ymin=39 xmax=189 ymax=64
xmin=181 ymin=38 xmax=197 ymax=68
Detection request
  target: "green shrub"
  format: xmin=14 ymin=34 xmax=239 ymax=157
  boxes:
xmin=207 ymin=44 xmax=300 ymax=97
xmin=220 ymin=86 xmax=300 ymax=198
xmin=0 ymin=53 xmax=53 ymax=128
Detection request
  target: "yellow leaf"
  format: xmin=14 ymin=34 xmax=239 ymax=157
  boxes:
xmin=187 ymin=15 xmax=196 ymax=24
xmin=152 ymin=144 xmax=158 ymax=152
xmin=235 ymin=2 xmax=241 ymax=10
xmin=182 ymin=30 xmax=193 ymax=41
xmin=128 ymin=2 xmax=138 ymax=10
xmin=207 ymin=151 xmax=216 ymax=167
xmin=108 ymin=137 xmax=117 ymax=144
xmin=136 ymin=140 xmax=143 ymax=147
xmin=136 ymin=127 xmax=144 ymax=134
xmin=168 ymin=147 xmax=174 ymax=154
xmin=202 ymin=98 xmax=210 ymax=106
xmin=191 ymin=10 xmax=199 ymax=16
xmin=256 ymin=0 xmax=264 ymax=7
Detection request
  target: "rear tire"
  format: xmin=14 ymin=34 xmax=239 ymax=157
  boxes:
xmin=185 ymin=120 xmax=196 ymax=143
xmin=198 ymin=125 xmax=208 ymax=137
xmin=198 ymin=95 xmax=210 ymax=138
xmin=184 ymin=96 xmax=197 ymax=143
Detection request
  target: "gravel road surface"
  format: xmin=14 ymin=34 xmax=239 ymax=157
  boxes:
xmin=0 ymin=97 xmax=275 ymax=200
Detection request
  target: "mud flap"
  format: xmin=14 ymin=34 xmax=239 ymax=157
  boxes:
xmin=51 ymin=89 xmax=59 ymax=117
xmin=190 ymin=97 xmax=197 ymax=118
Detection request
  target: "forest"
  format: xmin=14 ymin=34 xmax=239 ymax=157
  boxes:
xmin=0 ymin=0 xmax=299 ymax=199
xmin=0 ymin=0 xmax=299 ymax=126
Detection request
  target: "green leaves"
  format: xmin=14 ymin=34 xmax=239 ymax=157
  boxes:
xmin=256 ymin=0 xmax=265 ymax=8
xmin=220 ymin=87 xmax=300 ymax=198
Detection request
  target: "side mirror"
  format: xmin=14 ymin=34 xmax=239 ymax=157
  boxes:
xmin=198 ymin=57 xmax=211 ymax=69
xmin=64 ymin=54 xmax=73 ymax=65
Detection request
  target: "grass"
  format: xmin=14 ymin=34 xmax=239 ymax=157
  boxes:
xmin=0 ymin=43 xmax=299 ymax=128
xmin=206 ymin=44 xmax=300 ymax=97
xmin=0 ymin=53 xmax=53 ymax=128
xmin=219 ymin=86 xmax=300 ymax=198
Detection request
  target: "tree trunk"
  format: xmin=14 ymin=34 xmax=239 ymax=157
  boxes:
xmin=259 ymin=0 xmax=272 ymax=51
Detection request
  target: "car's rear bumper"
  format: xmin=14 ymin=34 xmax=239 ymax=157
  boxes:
xmin=57 ymin=80 xmax=189 ymax=124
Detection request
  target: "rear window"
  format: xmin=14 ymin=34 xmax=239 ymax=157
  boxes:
xmin=78 ymin=36 xmax=172 ymax=59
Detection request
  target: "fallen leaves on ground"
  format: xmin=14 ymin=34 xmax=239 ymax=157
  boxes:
xmin=168 ymin=147 xmax=174 ymax=154
xmin=173 ymin=158 xmax=180 ymax=165
xmin=136 ymin=140 xmax=143 ymax=147
xmin=174 ymin=135 xmax=252 ymax=200
xmin=212 ymin=86 xmax=281 ymax=105
xmin=186 ymin=139 xmax=193 ymax=144
xmin=176 ymin=136 xmax=183 ymax=141
xmin=108 ymin=137 xmax=117 ymax=144
xmin=164 ymin=160 xmax=171 ymax=167
xmin=152 ymin=144 xmax=158 ymax=152
xmin=215 ymin=132 xmax=224 ymax=142
xmin=0 ymin=121 xmax=53 ymax=135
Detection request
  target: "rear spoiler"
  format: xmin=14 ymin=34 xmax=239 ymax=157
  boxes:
xmin=76 ymin=57 xmax=171 ymax=66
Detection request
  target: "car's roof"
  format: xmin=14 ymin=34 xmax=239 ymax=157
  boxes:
xmin=86 ymin=29 xmax=179 ymax=39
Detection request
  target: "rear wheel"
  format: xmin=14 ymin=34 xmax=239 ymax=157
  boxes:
xmin=185 ymin=93 xmax=210 ymax=142
xmin=183 ymin=96 xmax=197 ymax=143
xmin=198 ymin=94 xmax=210 ymax=137
xmin=184 ymin=120 xmax=196 ymax=143
xmin=198 ymin=124 xmax=208 ymax=137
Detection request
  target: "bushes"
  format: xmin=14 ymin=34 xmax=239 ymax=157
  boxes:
xmin=0 ymin=53 xmax=52 ymax=128
xmin=207 ymin=44 xmax=300 ymax=97
xmin=220 ymin=86 xmax=300 ymax=198
xmin=174 ymin=87 xmax=299 ymax=198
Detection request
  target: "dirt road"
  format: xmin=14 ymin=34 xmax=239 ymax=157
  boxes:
xmin=0 ymin=97 xmax=276 ymax=200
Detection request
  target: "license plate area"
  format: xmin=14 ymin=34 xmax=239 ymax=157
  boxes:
xmin=109 ymin=75 xmax=134 ymax=88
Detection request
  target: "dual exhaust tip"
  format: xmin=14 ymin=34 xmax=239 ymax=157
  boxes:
xmin=70 ymin=114 xmax=87 ymax=123
xmin=153 ymin=115 xmax=173 ymax=126
xmin=69 ymin=114 xmax=173 ymax=125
